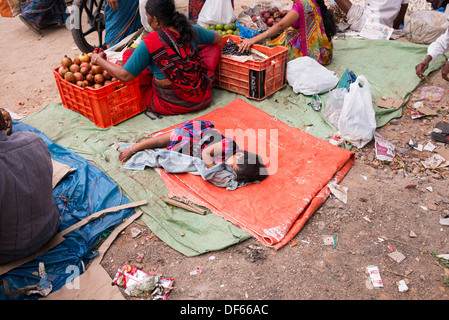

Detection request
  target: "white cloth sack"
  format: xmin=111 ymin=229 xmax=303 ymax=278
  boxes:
xmin=323 ymin=87 xmax=348 ymax=128
xmin=197 ymin=0 xmax=236 ymax=26
xmin=404 ymin=8 xmax=449 ymax=44
xmin=286 ymin=56 xmax=339 ymax=95
xmin=337 ymin=76 xmax=376 ymax=148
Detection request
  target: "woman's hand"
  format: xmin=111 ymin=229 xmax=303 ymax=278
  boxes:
xmin=91 ymin=52 xmax=107 ymax=65
xmin=238 ymin=38 xmax=257 ymax=53
xmin=106 ymin=0 xmax=118 ymax=10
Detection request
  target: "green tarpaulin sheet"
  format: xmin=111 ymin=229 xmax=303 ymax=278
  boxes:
xmin=22 ymin=38 xmax=442 ymax=256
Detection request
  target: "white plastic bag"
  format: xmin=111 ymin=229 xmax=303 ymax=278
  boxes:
xmin=337 ymin=76 xmax=376 ymax=148
xmin=286 ymin=56 xmax=339 ymax=95
xmin=197 ymin=0 xmax=236 ymax=26
xmin=323 ymin=88 xmax=348 ymax=128
xmin=139 ymin=0 xmax=153 ymax=32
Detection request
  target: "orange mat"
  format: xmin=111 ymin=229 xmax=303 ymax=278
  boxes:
xmin=155 ymin=99 xmax=355 ymax=249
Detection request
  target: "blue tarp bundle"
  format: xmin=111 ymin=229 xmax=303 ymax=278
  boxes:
xmin=0 ymin=121 xmax=136 ymax=300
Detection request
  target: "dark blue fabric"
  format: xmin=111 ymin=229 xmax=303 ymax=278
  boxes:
xmin=0 ymin=121 xmax=135 ymax=300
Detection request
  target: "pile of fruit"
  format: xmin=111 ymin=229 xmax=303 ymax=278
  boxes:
xmin=251 ymin=7 xmax=288 ymax=27
xmin=203 ymin=23 xmax=240 ymax=36
xmin=56 ymin=52 xmax=119 ymax=89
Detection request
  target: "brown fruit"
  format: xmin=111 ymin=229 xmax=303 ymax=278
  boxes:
xmin=85 ymin=73 xmax=94 ymax=85
xmin=61 ymin=55 xmax=72 ymax=68
xmin=58 ymin=66 xmax=69 ymax=77
xmin=76 ymin=80 xmax=86 ymax=88
xmin=73 ymin=57 xmax=81 ymax=65
xmin=74 ymin=72 xmax=84 ymax=82
xmin=94 ymin=73 xmax=104 ymax=84
xmin=91 ymin=65 xmax=103 ymax=75
xmin=264 ymin=12 xmax=271 ymax=19
xmin=267 ymin=18 xmax=274 ymax=26
xmin=93 ymin=83 xmax=103 ymax=89
xmin=70 ymin=64 xmax=80 ymax=73
xmin=79 ymin=53 xmax=90 ymax=63
xmin=64 ymin=71 xmax=76 ymax=83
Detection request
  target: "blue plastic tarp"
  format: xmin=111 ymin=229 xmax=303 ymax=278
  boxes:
xmin=0 ymin=121 xmax=136 ymax=300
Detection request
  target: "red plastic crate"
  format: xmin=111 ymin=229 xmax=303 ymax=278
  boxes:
xmin=215 ymin=35 xmax=288 ymax=100
xmin=53 ymin=67 xmax=146 ymax=128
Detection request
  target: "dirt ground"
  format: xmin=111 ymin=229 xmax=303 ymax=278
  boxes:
xmin=1 ymin=0 xmax=449 ymax=303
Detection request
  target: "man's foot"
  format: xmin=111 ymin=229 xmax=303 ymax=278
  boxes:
xmin=19 ymin=15 xmax=42 ymax=35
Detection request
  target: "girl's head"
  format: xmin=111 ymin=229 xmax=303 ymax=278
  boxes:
xmin=145 ymin=0 xmax=194 ymax=44
xmin=226 ymin=151 xmax=268 ymax=183
xmin=0 ymin=108 xmax=12 ymax=135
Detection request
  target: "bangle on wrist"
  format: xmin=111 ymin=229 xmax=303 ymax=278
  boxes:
xmin=95 ymin=55 xmax=100 ymax=64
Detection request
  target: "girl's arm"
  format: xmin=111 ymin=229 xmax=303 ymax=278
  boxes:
xmin=238 ymin=9 xmax=299 ymax=52
xmin=118 ymin=132 xmax=172 ymax=163
xmin=201 ymin=142 xmax=224 ymax=168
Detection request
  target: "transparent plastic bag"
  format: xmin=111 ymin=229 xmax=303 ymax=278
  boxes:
xmin=323 ymin=88 xmax=348 ymax=128
xmin=338 ymin=76 xmax=376 ymax=148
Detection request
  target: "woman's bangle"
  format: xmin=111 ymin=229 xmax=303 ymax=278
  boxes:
xmin=94 ymin=55 xmax=100 ymax=64
xmin=129 ymin=145 xmax=136 ymax=154
xmin=265 ymin=30 xmax=269 ymax=39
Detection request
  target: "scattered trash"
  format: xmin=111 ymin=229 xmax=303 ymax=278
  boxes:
xmin=440 ymin=218 xmax=449 ymax=226
xmin=421 ymin=86 xmax=444 ymax=102
xmin=421 ymin=154 xmax=449 ymax=169
xmin=328 ymin=180 xmax=348 ymax=204
xmin=409 ymin=230 xmax=417 ymax=238
xmin=436 ymin=254 xmax=449 ymax=260
xmin=323 ymin=235 xmax=334 ymax=246
xmin=112 ymin=264 xmax=173 ymax=300
xmin=388 ymin=250 xmax=406 ymax=263
xmin=377 ymin=96 xmax=403 ymax=109
xmin=308 ymin=94 xmax=322 ymax=111
xmin=423 ymin=142 xmax=436 ymax=152
xmin=402 ymin=141 xmax=418 ymax=157
xmin=366 ymin=265 xmax=383 ymax=289
xmin=431 ymin=122 xmax=449 ymax=144
xmin=130 ymin=227 xmax=142 ymax=238
xmin=397 ymin=279 xmax=409 ymax=292
xmin=190 ymin=267 xmax=202 ymax=276
xmin=374 ymin=132 xmax=395 ymax=161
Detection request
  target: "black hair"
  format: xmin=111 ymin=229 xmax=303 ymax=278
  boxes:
xmin=0 ymin=108 xmax=12 ymax=135
xmin=145 ymin=0 xmax=195 ymax=44
xmin=235 ymin=151 xmax=268 ymax=183
xmin=0 ymin=111 xmax=6 ymax=132
xmin=315 ymin=0 xmax=337 ymax=40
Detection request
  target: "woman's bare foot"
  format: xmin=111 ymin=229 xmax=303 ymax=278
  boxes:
xmin=118 ymin=147 xmax=134 ymax=163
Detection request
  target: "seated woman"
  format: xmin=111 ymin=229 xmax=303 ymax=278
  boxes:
xmin=18 ymin=0 xmax=68 ymax=35
xmin=91 ymin=0 xmax=222 ymax=115
xmin=118 ymin=120 xmax=268 ymax=184
xmin=239 ymin=0 xmax=336 ymax=65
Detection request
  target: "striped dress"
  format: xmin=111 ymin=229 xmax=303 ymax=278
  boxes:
xmin=105 ymin=0 xmax=143 ymax=48
xmin=167 ymin=120 xmax=239 ymax=163
xmin=266 ymin=0 xmax=333 ymax=65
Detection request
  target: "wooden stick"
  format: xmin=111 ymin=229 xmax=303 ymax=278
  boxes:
xmin=162 ymin=197 xmax=207 ymax=215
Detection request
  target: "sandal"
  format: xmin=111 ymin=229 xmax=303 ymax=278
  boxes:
xmin=431 ymin=121 xmax=449 ymax=144
xmin=19 ymin=15 xmax=42 ymax=36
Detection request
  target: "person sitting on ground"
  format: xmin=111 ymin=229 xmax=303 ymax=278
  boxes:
xmin=118 ymin=120 xmax=268 ymax=184
xmin=18 ymin=0 xmax=68 ymax=35
xmin=0 ymin=109 xmax=59 ymax=265
xmin=333 ymin=0 xmax=409 ymax=32
xmin=91 ymin=0 xmax=222 ymax=116
xmin=239 ymin=0 xmax=336 ymax=65
xmin=416 ymin=27 xmax=449 ymax=81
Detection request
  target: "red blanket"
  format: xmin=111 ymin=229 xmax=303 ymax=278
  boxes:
xmin=156 ymin=99 xmax=355 ymax=249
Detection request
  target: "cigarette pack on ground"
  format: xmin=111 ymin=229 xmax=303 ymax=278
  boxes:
xmin=366 ymin=265 xmax=383 ymax=288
